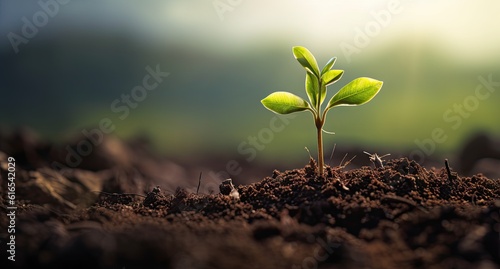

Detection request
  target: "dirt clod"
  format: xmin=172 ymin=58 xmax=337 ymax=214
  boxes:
xmin=219 ymin=178 xmax=240 ymax=200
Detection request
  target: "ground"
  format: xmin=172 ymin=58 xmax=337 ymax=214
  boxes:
xmin=0 ymin=132 xmax=499 ymax=269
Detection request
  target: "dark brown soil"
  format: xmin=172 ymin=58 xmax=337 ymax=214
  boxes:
xmin=1 ymin=133 xmax=499 ymax=269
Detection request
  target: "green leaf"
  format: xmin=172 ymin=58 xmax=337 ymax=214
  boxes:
xmin=305 ymin=72 xmax=319 ymax=108
xmin=326 ymin=77 xmax=383 ymax=109
xmin=321 ymin=57 xmax=336 ymax=75
xmin=319 ymin=84 xmax=327 ymax=106
xmin=261 ymin=91 xmax=311 ymax=114
xmin=292 ymin=46 xmax=320 ymax=78
xmin=321 ymin=70 xmax=344 ymax=86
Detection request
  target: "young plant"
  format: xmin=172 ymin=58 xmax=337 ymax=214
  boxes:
xmin=261 ymin=46 xmax=383 ymax=177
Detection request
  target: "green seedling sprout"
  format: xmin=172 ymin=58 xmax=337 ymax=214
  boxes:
xmin=261 ymin=46 xmax=383 ymax=177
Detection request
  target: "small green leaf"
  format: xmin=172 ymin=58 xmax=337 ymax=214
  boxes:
xmin=319 ymin=84 xmax=327 ymax=106
xmin=321 ymin=70 xmax=344 ymax=86
xmin=321 ymin=57 xmax=336 ymax=75
xmin=261 ymin=91 xmax=311 ymax=114
xmin=326 ymin=77 xmax=383 ymax=109
xmin=292 ymin=46 xmax=320 ymax=77
xmin=305 ymin=72 xmax=319 ymax=108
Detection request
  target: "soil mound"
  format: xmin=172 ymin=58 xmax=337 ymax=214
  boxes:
xmin=1 ymin=151 xmax=499 ymax=269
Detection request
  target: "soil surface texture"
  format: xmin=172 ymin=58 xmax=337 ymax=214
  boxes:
xmin=1 ymin=135 xmax=500 ymax=269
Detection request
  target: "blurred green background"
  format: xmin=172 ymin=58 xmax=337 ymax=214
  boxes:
xmin=1 ymin=0 xmax=499 ymax=165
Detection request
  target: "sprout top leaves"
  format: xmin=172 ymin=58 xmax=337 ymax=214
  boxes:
xmin=292 ymin=46 xmax=320 ymax=78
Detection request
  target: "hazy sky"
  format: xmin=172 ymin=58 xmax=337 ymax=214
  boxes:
xmin=2 ymin=0 xmax=500 ymax=63
xmin=163 ymin=0 xmax=500 ymax=61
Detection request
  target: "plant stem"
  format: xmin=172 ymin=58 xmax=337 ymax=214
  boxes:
xmin=316 ymin=79 xmax=325 ymax=177
xmin=315 ymin=115 xmax=324 ymax=177
xmin=317 ymin=125 xmax=324 ymax=176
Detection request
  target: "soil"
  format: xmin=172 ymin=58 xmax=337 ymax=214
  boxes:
xmin=1 ymin=131 xmax=500 ymax=269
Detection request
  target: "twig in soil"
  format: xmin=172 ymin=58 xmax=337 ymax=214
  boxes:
xmin=381 ymin=195 xmax=428 ymax=213
xmin=336 ymin=178 xmax=350 ymax=191
xmin=364 ymin=151 xmax=390 ymax=168
xmin=197 ymin=172 xmax=202 ymax=195
xmin=304 ymin=147 xmax=313 ymax=159
xmin=328 ymin=143 xmax=336 ymax=166
xmin=339 ymin=155 xmax=356 ymax=169
xmin=444 ymin=159 xmax=456 ymax=181
xmin=339 ymin=153 xmax=348 ymax=167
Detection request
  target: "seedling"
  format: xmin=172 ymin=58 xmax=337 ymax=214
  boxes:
xmin=261 ymin=46 xmax=383 ymax=177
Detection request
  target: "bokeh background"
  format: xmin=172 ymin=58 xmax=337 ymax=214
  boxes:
xmin=1 ymin=0 xmax=500 ymax=180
